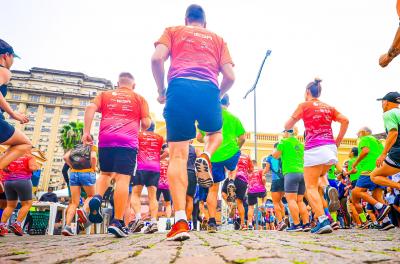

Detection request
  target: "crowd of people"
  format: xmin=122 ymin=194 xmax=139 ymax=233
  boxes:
xmin=0 ymin=3 xmax=399 ymax=242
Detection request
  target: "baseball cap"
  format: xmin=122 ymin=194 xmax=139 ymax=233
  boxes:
xmin=376 ymin=92 xmax=400 ymax=104
xmin=0 ymin=39 xmax=20 ymax=59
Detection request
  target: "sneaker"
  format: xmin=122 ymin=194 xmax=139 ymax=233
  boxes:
xmin=277 ymin=220 xmax=288 ymax=231
xmin=166 ymin=220 xmax=190 ymax=241
xmin=195 ymin=153 xmax=214 ymax=188
xmin=377 ymin=205 xmax=391 ymax=222
xmin=361 ymin=221 xmax=371 ymax=229
xmin=227 ymin=180 xmax=236 ymax=202
xmin=200 ymin=218 xmax=208 ymax=231
xmin=330 ymin=222 xmax=340 ymax=230
xmin=9 ymin=222 xmax=24 ymax=236
xmin=240 ymin=224 xmax=248 ymax=231
xmin=311 ymin=219 xmax=333 ymax=234
xmin=325 ymin=186 xmax=340 ymax=212
xmin=108 ymin=220 xmax=128 ymax=238
xmin=248 ymin=225 xmax=254 ymax=230
xmin=77 ymin=209 xmax=89 ymax=225
xmin=302 ymin=223 xmax=311 ymax=232
xmin=207 ymin=222 xmax=218 ymax=233
xmin=88 ymin=195 xmax=103 ymax=224
xmin=61 ymin=225 xmax=74 ymax=236
xmin=166 ymin=219 xmax=172 ymax=231
xmin=144 ymin=223 xmax=158 ymax=234
xmin=128 ymin=219 xmax=144 ymax=233
xmin=378 ymin=222 xmax=395 ymax=231
xmin=0 ymin=225 xmax=8 ymax=237
xmin=286 ymin=224 xmax=303 ymax=232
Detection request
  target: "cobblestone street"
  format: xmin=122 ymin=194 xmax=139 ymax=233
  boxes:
xmin=0 ymin=229 xmax=399 ymax=264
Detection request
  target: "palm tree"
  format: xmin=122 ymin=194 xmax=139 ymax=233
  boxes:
xmin=60 ymin=121 xmax=84 ymax=151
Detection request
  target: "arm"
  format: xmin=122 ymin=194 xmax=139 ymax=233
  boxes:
xmin=83 ymin=103 xmax=98 ymax=145
xmin=237 ymin=134 xmax=246 ymax=149
xmin=263 ymin=162 xmax=271 ymax=175
xmin=380 ymin=27 xmax=400 ymax=67
xmin=90 ymin=150 xmax=97 ymax=171
xmin=28 ymin=156 xmax=40 ymax=171
xmin=151 ymin=44 xmax=169 ymax=103
xmin=377 ymin=129 xmax=398 ymax=167
xmin=141 ymin=117 xmax=152 ymax=131
xmin=63 ymin=151 xmax=73 ymax=168
xmin=219 ymin=63 xmax=235 ymax=97
xmin=284 ymin=104 xmax=302 ymax=131
xmin=272 ymin=150 xmax=282 ymax=159
xmin=350 ymin=147 xmax=369 ymax=173
xmin=335 ymin=113 xmax=349 ymax=147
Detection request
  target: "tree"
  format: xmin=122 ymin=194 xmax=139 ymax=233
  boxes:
xmin=60 ymin=121 xmax=84 ymax=151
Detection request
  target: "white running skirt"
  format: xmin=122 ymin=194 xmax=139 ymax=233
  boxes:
xmin=304 ymin=144 xmax=338 ymax=167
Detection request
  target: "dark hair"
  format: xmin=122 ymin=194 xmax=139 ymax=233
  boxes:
xmin=185 ymin=4 xmax=206 ymax=24
xmin=119 ymin=72 xmax=134 ymax=80
xmin=273 ymin=142 xmax=279 ymax=148
xmin=351 ymin=147 xmax=358 ymax=157
xmin=306 ymin=78 xmax=322 ymax=98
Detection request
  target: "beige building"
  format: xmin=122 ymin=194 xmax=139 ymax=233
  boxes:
xmin=4 ymin=67 xmax=113 ymax=191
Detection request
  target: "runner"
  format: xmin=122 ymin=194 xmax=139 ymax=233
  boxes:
xmin=344 ymin=147 xmax=362 ymax=227
xmin=197 ymin=94 xmax=245 ymax=232
xmin=156 ymin=154 xmax=172 ymax=231
xmin=0 ymin=150 xmax=39 ymax=236
xmin=62 ymin=143 xmax=97 ymax=236
xmin=83 ymin=72 xmax=151 ymax=238
xmin=350 ymin=127 xmax=393 ymax=229
xmin=379 ymin=0 xmax=400 ymax=67
xmin=129 ymin=122 xmax=164 ymax=234
xmin=263 ymin=143 xmax=286 ymax=231
xmin=151 ymin=4 xmax=235 ymax=241
xmin=0 ymin=39 xmax=31 ymax=171
xmin=186 ymin=142 xmax=200 ymax=228
xmin=284 ymin=79 xmax=349 ymax=234
xmin=273 ymin=129 xmax=310 ymax=232
xmin=246 ymin=160 xmax=266 ymax=230
xmin=371 ymin=92 xmax=400 ymax=190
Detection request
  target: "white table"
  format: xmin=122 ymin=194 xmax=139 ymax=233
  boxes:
xmin=31 ymin=202 xmax=68 ymax=235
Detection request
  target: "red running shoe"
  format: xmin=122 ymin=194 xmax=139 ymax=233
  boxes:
xmin=10 ymin=222 xmax=24 ymax=236
xmin=0 ymin=225 xmax=8 ymax=237
xmin=77 ymin=209 xmax=88 ymax=225
xmin=166 ymin=220 xmax=190 ymax=241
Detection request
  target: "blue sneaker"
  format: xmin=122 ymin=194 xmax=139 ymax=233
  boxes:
xmin=286 ymin=224 xmax=303 ymax=232
xmin=377 ymin=205 xmax=391 ymax=222
xmin=108 ymin=220 xmax=129 ymax=238
xmin=88 ymin=195 xmax=103 ymax=223
xmin=311 ymin=219 xmax=333 ymax=234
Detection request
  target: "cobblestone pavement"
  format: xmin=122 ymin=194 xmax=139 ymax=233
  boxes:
xmin=0 ymin=229 xmax=399 ymax=264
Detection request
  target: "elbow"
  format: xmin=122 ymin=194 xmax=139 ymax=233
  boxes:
xmin=225 ymin=72 xmax=235 ymax=84
xmin=151 ymin=54 xmax=164 ymax=66
xmin=342 ymin=118 xmax=350 ymax=126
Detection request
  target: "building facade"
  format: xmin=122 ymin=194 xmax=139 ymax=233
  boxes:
xmin=4 ymin=67 xmax=113 ymax=191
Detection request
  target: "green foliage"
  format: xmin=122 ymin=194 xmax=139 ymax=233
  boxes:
xmin=60 ymin=121 xmax=84 ymax=151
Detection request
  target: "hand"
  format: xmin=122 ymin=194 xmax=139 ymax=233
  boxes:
xmin=157 ymin=89 xmax=166 ymax=104
xmin=379 ymin=53 xmax=393 ymax=68
xmin=11 ymin=112 xmax=29 ymax=124
xmin=335 ymin=138 xmax=342 ymax=148
xmin=376 ymin=154 xmax=386 ymax=168
xmin=82 ymin=133 xmax=93 ymax=145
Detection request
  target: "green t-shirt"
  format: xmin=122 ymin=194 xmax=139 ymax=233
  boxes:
xmin=383 ymin=108 xmax=400 ymax=151
xmin=277 ymin=136 xmax=304 ymax=175
xmin=357 ymin=135 xmax=384 ymax=174
xmin=347 ymin=157 xmax=361 ymax=182
xmin=201 ymin=108 xmax=245 ymax=163
xmin=327 ymin=165 xmax=336 ymax=180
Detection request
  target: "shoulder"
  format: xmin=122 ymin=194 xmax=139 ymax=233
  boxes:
xmin=0 ymin=67 xmax=11 ymax=84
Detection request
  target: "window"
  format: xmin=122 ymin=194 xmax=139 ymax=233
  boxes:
xmin=26 ymin=105 xmax=38 ymax=113
xmin=47 ymin=96 xmax=56 ymax=104
xmin=77 ymin=110 xmax=84 ymax=117
xmin=9 ymin=103 xmax=18 ymax=111
xmin=80 ymin=100 xmax=89 ymax=107
xmin=61 ymin=108 xmax=71 ymax=116
xmin=45 ymin=107 xmax=54 ymax=114
xmin=24 ymin=126 xmax=34 ymax=132
xmin=43 ymin=116 xmax=52 ymax=124
xmin=41 ymin=126 xmax=51 ymax=133
xmin=60 ymin=118 xmax=69 ymax=124
xmin=29 ymin=95 xmax=40 ymax=102
xmin=12 ymin=93 xmax=21 ymax=100
xmin=62 ymin=98 xmax=72 ymax=105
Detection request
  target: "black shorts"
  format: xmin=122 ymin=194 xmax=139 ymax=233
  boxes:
xmin=157 ymin=189 xmax=171 ymax=202
xmin=270 ymin=178 xmax=285 ymax=193
xmin=0 ymin=115 xmax=15 ymax=144
xmin=385 ymin=151 xmax=400 ymax=169
xmin=132 ymin=170 xmax=160 ymax=187
xmin=222 ymin=178 xmax=247 ymax=201
xmin=99 ymin=147 xmax=138 ymax=176
xmin=187 ymin=170 xmax=196 ymax=198
xmin=248 ymin=192 xmax=266 ymax=206
xmin=0 ymin=192 xmax=6 ymax=200
xmin=4 ymin=180 xmax=32 ymax=201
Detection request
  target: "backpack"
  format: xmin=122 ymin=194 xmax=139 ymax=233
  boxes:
xmin=69 ymin=144 xmax=92 ymax=170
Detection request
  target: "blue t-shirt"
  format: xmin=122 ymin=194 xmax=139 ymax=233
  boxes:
xmin=266 ymin=155 xmax=281 ymax=181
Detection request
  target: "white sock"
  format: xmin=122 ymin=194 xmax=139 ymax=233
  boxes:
xmin=374 ymin=203 xmax=383 ymax=210
xmin=174 ymin=210 xmax=187 ymax=222
xmin=382 ymin=216 xmax=390 ymax=224
xmin=318 ymin=215 xmax=328 ymax=223
xmin=151 ymin=218 xmax=157 ymax=224
xmin=135 ymin=213 xmax=141 ymax=220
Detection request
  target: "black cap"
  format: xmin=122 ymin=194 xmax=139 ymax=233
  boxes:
xmin=0 ymin=39 xmax=20 ymax=59
xmin=377 ymin=92 xmax=400 ymax=104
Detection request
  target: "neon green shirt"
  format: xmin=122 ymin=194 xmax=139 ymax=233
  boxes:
xmin=277 ymin=136 xmax=304 ymax=175
xmin=328 ymin=165 xmax=336 ymax=180
xmin=347 ymin=157 xmax=360 ymax=182
xmin=357 ymin=135 xmax=383 ymax=174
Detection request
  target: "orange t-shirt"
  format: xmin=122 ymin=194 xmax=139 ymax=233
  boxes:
xmin=93 ymin=87 xmax=150 ymax=149
xmin=155 ymin=25 xmax=234 ymax=87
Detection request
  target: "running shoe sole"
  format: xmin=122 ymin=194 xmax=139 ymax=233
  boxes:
xmin=131 ymin=221 xmax=144 ymax=233
xmin=88 ymin=198 xmax=103 ymax=224
xmin=195 ymin=157 xmax=213 ymax=188
xmin=108 ymin=226 xmax=128 ymax=238
xmin=227 ymin=183 xmax=236 ymax=202
xmin=302 ymin=227 xmax=311 ymax=232
xmin=166 ymin=232 xmax=190 ymax=241
xmin=61 ymin=229 xmax=74 ymax=236
xmin=313 ymin=225 xmax=333 ymax=234
xmin=144 ymin=226 xmax=158 ymax=234
xmin=377 ymin=206 xmax=391 ymax=222
xmin=379 ymin=224 xmax=395 ymax=231
xmin=287 ymin=228 xmax=303 ymax=232
xmin=327 ymin=187 xmax=340 ymax=212
xmin=9 ymin=225 xmax=23 ymax=236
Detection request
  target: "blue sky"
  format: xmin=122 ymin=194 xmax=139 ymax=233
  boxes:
xmin=2 ymin=0 xmax=399 ymax=137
